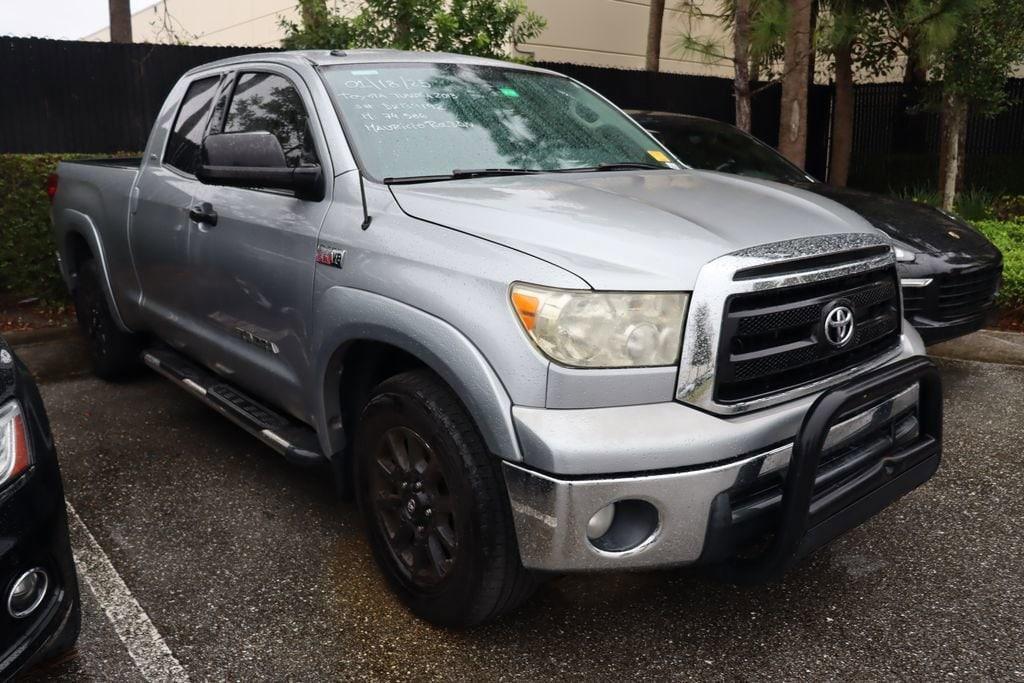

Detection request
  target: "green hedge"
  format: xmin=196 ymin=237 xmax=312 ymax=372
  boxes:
xmin=975 ymin=220 xmax=1024 ymax=308
xmin=0 ymin=154 xmax=89 ymax=299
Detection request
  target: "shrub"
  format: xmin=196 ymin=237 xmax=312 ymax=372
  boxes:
xmin=0 ymin=154 xmax=85 ymax=300
xmin=991 ymin=196 xmax=1024 ymax=221
xmin=0 ymin=153 xmax=137 ymax=301
xmin=975 ymin=219 xmax=1024 ymax=308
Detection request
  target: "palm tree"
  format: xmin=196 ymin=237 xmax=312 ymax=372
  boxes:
xmin=646 ymin=0 xmax=667 ymax=71
xmin=108 ymin=0 xmax=132 ymax=43
xmin=777 ymin=0 xmax=813 ymax=167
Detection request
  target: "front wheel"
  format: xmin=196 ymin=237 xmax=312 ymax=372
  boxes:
xmin=354 ymin=370 xmax=537 ymax=627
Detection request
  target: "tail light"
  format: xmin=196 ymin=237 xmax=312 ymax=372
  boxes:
xmin=0 ymin=401 xmax=31 ymax=486
xmin=45 ymin=173 xmax=59 ymax=204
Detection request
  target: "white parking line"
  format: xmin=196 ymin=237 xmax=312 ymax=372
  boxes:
xmin=66 ymin=502 xmax=189 ymax=682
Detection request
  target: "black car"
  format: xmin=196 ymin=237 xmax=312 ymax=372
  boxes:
xmin=630 ymin=110 xmax=1004 ymax=345
xmin=0 ymin=336 xmax=80 ymax=678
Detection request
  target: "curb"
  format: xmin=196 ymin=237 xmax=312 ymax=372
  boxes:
xmin=5 ymin=325 xmax=80 ymax=348
xmin=928 ymin=329 xmax=1024 ymax=367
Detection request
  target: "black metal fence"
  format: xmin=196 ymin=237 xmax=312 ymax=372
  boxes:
xmin=0 ymin=37 xmax=257 ymax=154
xmin=2 ymin=36 xmax=1023 ymax=192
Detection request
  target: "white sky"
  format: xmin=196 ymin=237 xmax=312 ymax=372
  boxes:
xmin=0 ymin=0 xmax=157 ymax=40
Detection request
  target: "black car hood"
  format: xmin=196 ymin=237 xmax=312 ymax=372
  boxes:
xmin=794 ymin=182 xmax=999 ymax=260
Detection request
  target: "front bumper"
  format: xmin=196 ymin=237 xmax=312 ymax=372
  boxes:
xmin=0 ymin=377 xmax=80 ymax=678
xmin=0 ymin=472 xmax=80 ymax=679
xmin=505 ymin=358 xmax=942 ymax=573
xmin=900 ymin=257 xmax=1002 ymax=345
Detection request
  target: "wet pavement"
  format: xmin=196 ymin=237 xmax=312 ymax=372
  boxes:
xmin=18 ymin=357 xmax=1024 ymax=680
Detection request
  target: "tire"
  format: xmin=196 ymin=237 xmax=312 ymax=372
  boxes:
xmin=73 ymin=259 xmax=140 ymax=380
xmin=354 ymin=369 xmax=537 ymax=627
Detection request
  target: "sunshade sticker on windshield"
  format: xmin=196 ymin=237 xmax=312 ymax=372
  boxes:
xmin=647 ymin=150 xmax=671 ymax=163
xmin=499 ymin=87 xmax=520 ymax=98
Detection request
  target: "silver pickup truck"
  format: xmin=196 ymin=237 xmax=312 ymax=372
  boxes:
xmin=50 ymin=50 xmax=943 ymax=627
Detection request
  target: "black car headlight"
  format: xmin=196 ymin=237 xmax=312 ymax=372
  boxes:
xmin=0 ymin=401 xmax=31 ymax=487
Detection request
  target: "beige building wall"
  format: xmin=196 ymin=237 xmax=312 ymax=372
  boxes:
xmin=82 ymin=0 xmax=732 ymax=76
xmin=84 ymin=1 xmax=331 ymax=48
xmin=519 ymin=0 xmax=732 ymax=77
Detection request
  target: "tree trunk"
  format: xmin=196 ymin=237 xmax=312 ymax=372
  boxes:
xmin=395 ymin=0 xmax=413 ymax=48
xmin=300 ymin=0 xmax=328 ymax=30
xmin=108 ymin=0 xmax=132 ymax=43
xmin=733 ymin=0 xmax=752 ymax=132
xmin=903 ymin=33 xmax=929 ymax=86
xmin=778 ymin=0 xmax=813 ymax=168
xmin=829 ymin=40 xmax=854 ymax=186
xmin=939 ymin=93 xmax=967 ymax=211
xmin=646 ymin=0 xmax=666 ymax=72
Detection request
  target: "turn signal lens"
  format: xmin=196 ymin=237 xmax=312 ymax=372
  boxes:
xmin=510 ymin=283 xmax=688 ymax=368
xmin=0 ymin=401 xmax=31 ymax=487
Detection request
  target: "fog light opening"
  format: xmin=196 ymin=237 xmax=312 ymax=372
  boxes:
xmin=8 ymin=568 xmax=49 ymax=619
xmin=587 ymin=499 xmax=659 ymax=553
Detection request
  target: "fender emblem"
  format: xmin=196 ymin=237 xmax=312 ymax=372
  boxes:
xmin=315 ymin=245 xmax=346 ymax=269
xmin=235 ymin=328 xmax=280 ymax=355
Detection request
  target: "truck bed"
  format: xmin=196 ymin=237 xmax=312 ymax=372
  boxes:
xmin=63 ymin=157 xmax=143 ymax=170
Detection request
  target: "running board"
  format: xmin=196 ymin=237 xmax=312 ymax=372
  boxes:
xmin=142 ymin=348 xmax=325 ymax=467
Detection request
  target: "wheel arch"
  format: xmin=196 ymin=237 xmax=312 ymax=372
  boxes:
xmin=312 ymin=287 xmax=522 ymax=468
xmin=56 ymin=210 xmax=130 ymax=332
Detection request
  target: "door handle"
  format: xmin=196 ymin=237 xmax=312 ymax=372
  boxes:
xmin=189 ymin=202 xmax=218 ymax=226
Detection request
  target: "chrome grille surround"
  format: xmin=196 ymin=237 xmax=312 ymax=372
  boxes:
xmin=675 ymin=233 xmax=903 ymax=415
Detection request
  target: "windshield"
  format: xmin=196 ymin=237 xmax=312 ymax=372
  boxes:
xmin=321 ymin=63 xmax=678 ymax=181
xmin=641 ymin=117 xmax=810 ymax=184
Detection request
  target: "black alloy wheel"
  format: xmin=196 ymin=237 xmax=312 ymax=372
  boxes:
xmin=370 ymin=425 xmax=459 ymax=588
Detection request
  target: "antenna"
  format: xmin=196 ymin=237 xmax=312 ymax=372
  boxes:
xmin=358 ymin=171 xmax=372 ymax=231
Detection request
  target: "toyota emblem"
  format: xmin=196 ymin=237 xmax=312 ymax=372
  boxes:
xmin=823 ymin=303 xmax=855 ymax=347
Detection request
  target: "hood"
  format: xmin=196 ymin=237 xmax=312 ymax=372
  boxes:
xmin=795 ymin=182 xmax=1000 ymax=261
xmin=390 ymin=170 xmax=882 ymax=290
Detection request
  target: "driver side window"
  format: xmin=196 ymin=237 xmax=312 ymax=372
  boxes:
xmin=223 ymin=72 xmax=318 ymax=168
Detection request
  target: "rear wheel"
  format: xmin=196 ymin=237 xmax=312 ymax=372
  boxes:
xmin=73 ymin=259 xmax=140 ymax=380
xmin=354 ymin=370 xmax=537 ymax=627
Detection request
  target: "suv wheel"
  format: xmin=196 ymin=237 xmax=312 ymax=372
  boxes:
xmin=73 ymin=259 xmax=140 ymax=380
xmin=354 ymin=370 xmax=537 ymax=627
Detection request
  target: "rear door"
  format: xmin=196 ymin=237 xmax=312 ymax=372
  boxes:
xmin=130 ymin=72 xmax=222 ymax=342
xmin=185 ymin=65 xmax=332 ymax=417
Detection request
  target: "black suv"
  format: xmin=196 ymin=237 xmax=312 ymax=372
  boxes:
xmin=630 ymin=110 xmax=1004 ymax=345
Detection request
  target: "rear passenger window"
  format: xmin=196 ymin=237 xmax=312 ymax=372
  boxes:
xmin=164 ymin=76 xmax=219 ymax=175
xmin=223 ymin=72 xmax=318 ymax=168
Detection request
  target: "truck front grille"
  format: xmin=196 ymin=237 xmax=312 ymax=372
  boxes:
xmin=715 ymin=267 xmax=902 ymax=403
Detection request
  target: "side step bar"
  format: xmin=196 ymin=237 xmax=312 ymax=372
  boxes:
xmin=142 ymin=348 xmax=325 ymax=468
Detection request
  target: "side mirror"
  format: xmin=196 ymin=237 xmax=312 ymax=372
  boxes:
xmin=196 ymin=131 xmax=324 ymax=201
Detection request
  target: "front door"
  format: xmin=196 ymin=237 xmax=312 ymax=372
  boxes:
xmin=185 ymin=68 xmax=331 ymax=418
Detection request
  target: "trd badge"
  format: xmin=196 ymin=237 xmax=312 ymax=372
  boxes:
xmin=315 ymin=245 xmax=346 ymax=269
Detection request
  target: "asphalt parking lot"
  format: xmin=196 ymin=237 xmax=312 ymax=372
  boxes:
xmin=17 ymin=354 xmax=1024 ymax=681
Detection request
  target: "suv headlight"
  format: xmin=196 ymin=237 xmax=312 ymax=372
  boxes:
xmin=0 ymin=401 xmax=31 ymax=487
xmin=510 ymin=284 xmax=688 ymax=368
xmin=892 ymin=242 xmax=917 ymax=263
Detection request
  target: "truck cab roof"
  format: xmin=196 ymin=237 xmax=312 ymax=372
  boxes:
xmin=185 ymin=48 xmax=559 ymax=77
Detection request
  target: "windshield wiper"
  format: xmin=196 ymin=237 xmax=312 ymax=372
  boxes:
xmin=383 ymin=168 xmax=539 ymax=184
xmin=557 ymin=162 xmax=671 ymax=173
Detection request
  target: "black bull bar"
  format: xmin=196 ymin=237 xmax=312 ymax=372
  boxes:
xmin=724 ymin=356 xmax=943 ymax=583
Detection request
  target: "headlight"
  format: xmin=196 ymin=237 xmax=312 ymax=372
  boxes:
xmin=510 ymin=284 xmax=688 ymax=367
xmin=892 ymin=243 xmax=917 ymax=263
xmin=0 ymin=401 xmax=31 ymax=487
